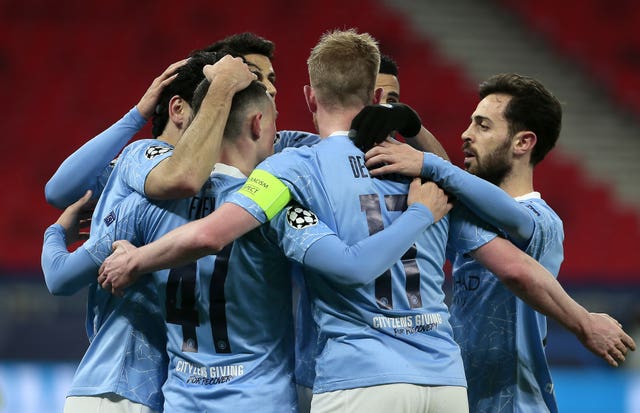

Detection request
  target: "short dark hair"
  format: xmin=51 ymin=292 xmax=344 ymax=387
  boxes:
xmin=151 ymin=51 xmax=219 ymax=137
xmin=379 ymin=54 xmax=398 ymax=77
xmin=199 ymin=32 xmax=275 ymax=59
xmin=191 ymin=79 xmax=270 ymax=140
xmin=479 ymin=73 xmax=562 ymax=165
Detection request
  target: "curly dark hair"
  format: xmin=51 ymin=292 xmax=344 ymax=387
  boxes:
xmin=198 ymin=32 xmax=274 ymax=59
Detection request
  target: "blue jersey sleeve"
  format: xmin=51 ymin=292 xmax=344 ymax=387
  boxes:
xmin=421 ymin=152 xmax=533 ymax=248
xmin=226 ymin=149 xmax=312 ymax=223
xmin=45 ymin=107 xmax=146 ymax=209
xmin=281 ymin=204 xmax=435 ymax=287
xmin=115 ymin=139 xmax=174 ymax=196
xmin=447 ymin=204 xmax=499 ymax=255
xmin=41 ymin=224 xmax=100 ymax=295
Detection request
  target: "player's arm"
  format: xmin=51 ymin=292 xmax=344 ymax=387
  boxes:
xmin=143 ymin=56 xmax=256 ymax=199
xmin=472 ymin=237 xmax=636 ymax=367
xmin=366 ymin=140 xmax=533 ymax=247
xmin=42 ymin=229 xmax=99 ymax=295
xmin=44 ymin=107 xmax=145 ymax=209
xmin=99 ymin=164 xmax=297 ymax=292
xmin=98 ymin=202 xmax=262 ymax=292
xmin=301 ymin=180 xmax=451 ymax=287
xmin=44 ymin=59 xmax=188 ymax=209
xmin=41 ymin=190 xmax=99 ymax=295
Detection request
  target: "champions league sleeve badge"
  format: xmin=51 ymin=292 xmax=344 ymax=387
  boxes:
xmin=144 ymin=145 xmax=172 ymax=159
xmin=286 ymin=204 xmax=318 ymax=229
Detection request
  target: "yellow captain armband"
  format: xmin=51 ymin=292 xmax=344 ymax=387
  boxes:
xmin=238 ymin=169 xmax=291 ymax=220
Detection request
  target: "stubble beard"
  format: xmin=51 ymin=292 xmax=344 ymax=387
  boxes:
xmin=468 ymin=140 xmax=512 ymax=187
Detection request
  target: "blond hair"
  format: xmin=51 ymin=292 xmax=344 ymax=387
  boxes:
xmin=307 ymin=29 xmax=380 ymax=109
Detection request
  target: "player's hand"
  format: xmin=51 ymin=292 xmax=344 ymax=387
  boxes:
xmin=98 ymin=240 xmax=141 ymax=295
xmin=203 ymin=55 xmax=257 ymax=93
xmin=365 ymin=139 xmax=424 ymax=177
xmin=579 ymin=312 xmax=636 ymax=367
xmin=349 ymin=103 xmax=422 ymax=152
xmin=136 ymin=58 xmax=189 ymax=119
xmin=407 ymin=178 xmax=453 ymax=223
xmin=54 ymin=190 xmax=95 ymax=246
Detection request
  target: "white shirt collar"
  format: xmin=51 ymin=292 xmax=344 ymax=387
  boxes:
xmin=211 ymin=163 xmax=246 ymax=179
xmin=515 ymin=191 xmax=541 ymax=201
xmin=328 ymin=130 xmax=350 ymax=138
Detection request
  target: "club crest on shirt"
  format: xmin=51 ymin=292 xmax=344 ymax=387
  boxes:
xmin=145 ymin=145 xmax=171 ymax=159
xmin=103 ymin=211 xmax=116 ymax=226
xmin=286 ymin=205 xmax=318 ymax=229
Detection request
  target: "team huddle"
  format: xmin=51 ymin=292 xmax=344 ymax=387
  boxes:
xmin=41 ymin=29 xmax=635 ymax=413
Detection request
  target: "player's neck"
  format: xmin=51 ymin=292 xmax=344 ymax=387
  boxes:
xmin=499 ymin=166 xmax=534 ymax=198
xmin=220 ymin=141 xmax=255 ymax=177
xmin=158 ymin=124 xmax=182 ymax=146
xmin=315 ymin=105 xmax=362 ymax=138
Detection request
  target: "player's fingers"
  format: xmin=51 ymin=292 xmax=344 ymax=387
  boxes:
xmin=68 ymin=190 xmax=92 ymax=211
xmin=159 ymin=73 xmax=179 ymax=87
xmin=446 ymin=203 xmax=454 ymax=214
xmin=611 ymin=347 xmax=626 ymax=363
xmin=622 ymin=334 xmax=636 ymax=351
xmin=375 ymin=139 xmax=398 ymax=149
xmin=614 ymin=340 xmax=629 ymax=356
xmin=628 ymin=337 xmax=637 ymax=351
xmin=364 ymin=154 xmax=387 ymax=168
xmin=602 ymin=349 xmax=620 ymax=367
xmin=80 ymin=189 xmax=93 ymax=202
xmin=163 ymin=58 xmax=189 ymax=76
xmin=112 ymin=240 xmax=126 ymax=251
xmin=364 ymin=146 xmax=383 ymax=160
xmin=409 ymin=177 xmax=421 ymax=192
xmin=367 ymin=163 xmax=396 ymax=176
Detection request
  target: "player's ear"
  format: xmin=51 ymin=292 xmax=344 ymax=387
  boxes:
xmin=303 ymin=85 xmax=317 ymax=113
xmin=250 ymin=112 xmax=263 ymax=141
xmin=168 ymin=95 xmax=188 ymax=129
xmin=373 ymin=87 xmax=382 ymax=104
xmin=514 ymin=130 xmax=537 ymax=156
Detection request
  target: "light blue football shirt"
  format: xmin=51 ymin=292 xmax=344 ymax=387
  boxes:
xmin=112 ymin=164 xmax=332 ymax=412
xmin=42 ymin=138 xmax=176 ymax=410
xmin=449 ymin=194 xmax=564 ymax=413
xmin=230 ymin=133 xmax=466 ymax=394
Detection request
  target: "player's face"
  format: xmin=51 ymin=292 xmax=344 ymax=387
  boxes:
xmin=244 ymin=53 xmax=277 ymax=100
xmin=375 ymin=73 xmax=400 ymax=104
xmin=461 ymin=93 xmax=514 ymax=185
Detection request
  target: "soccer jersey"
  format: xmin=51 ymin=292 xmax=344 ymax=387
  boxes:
xmin=83 ymin=137 xmax=173 ymax=347
xmin=449 ymin=193 xmax=564 ymax=413
xmin=106 ymin=164 xmax=331 ymax=412
xmin=59 ymin=196 xmax=168 ymax=411
xmin=230 ymin=133 xmax=467 ymax=393
xmin=43 ymin=138 xmax=175 ymax=410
